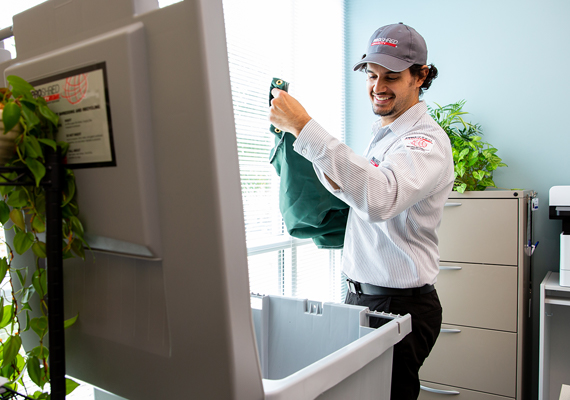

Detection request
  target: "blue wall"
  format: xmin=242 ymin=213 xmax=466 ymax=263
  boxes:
xmin=345 ymin=1 xmax=570 ymax=398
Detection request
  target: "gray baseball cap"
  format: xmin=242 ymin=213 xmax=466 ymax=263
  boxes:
xmin=353 ymin=23 xmax=427 ymax=72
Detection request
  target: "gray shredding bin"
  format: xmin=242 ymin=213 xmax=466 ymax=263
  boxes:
xmin=252 ymin=296 xmax=411 ymax=400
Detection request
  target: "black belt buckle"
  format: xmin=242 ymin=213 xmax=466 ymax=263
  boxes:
xmin=346 ymin=279 xmax=361 ymax=295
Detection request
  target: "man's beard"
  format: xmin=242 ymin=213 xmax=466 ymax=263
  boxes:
xmin=372 ymin=103 xmax=395 ymax=117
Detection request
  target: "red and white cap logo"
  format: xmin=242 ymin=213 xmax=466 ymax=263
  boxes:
xmin=371 ymin=37 xmax=398 ymax=48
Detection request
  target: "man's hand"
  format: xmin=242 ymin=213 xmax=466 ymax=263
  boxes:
xmin=269 ymin=88 xmax=312 ymax=138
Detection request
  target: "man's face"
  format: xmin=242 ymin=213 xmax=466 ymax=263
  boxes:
xmin=366 ymin=63 xmax=426 ymax=125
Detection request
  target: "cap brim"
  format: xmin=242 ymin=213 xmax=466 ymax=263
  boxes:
xmin=352 ymin=54 xmax=413 ymax=72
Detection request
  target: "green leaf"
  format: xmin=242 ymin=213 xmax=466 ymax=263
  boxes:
xmin=7 ymin=75 xmax=34 ymax=98
xmin=456 ymin=183 xmax=467 ymax=193
xmin=66 ymin=378 xmax=80 ymax=395
xmin=29 ymin=345 xmax=49 ymax=359
xmin=57 ymin=141 xmax=70 ymax=156
xmin=62 ymin=248 xmax=74 ymax=260
xmin=15 ymin=352 xmax=25 ymax=377
xmin=0 ymin=305 xmax=13 ymax=329
xmin=35 ymin=192 xmax=46 ymax=214
xmin=21 ymin=285 xmax=35 ymax=304
xmin=2 ymin=101 xmax=21 ymax=134
xmin=455 ymin=163 xmax=466 ymax=178
xmin=14 ymin=231 xmax=34 ymax=255
xmin=480 ymin=178 xmax=496 ymax=187
xmin=9 ymin=208 xmax=25 ymax=231
xmin=21 ymin=301 xmax=32 ymax=312
xmin=0 ymin=201 xmax=10 ymax=225
xmin=70 ymin=239 xmax=85 ymax=260
xmin=32 ymin=241 xmax=47 ymax=259
xmin=37 ymin=138 xmax=57 ymax=151
xmin=29 ymin=317 xmax=48 ymax=339
xmin=20 ymin=104 xmax=40 ymax=128
xmin=0 ymin=259 xmax=8 ymax=282
xmin=25 ymin=136 xmax=43 ymax=159
xmin=62 ymin=177 xmax=76 ymax=207
xmin=0 ymin=172 xmax=17 ymax=197
xmin=32 ymin=268 xmax=47 ymax=298
xmin=2 ymin=335 xmax=22 ymax=368
xmin=473 ymin=170 xmax=485 ymax=180
xmin=32 ymin=214 xmax=45 ymax=234
xmin=64 ymin=313 xmax=79 ymax=329
xmin=6 ymin=188 xmax=28 ymax=208
xmin=458 ymin=148 xmax=469 ymax=161
xmin=26 ymin=157 xmax=46 ymax=187
xmin=69 ymin=216 xmax=84 ymax=236
xmin=16 ymin=268 xmax=27 ymax=287
xmin=39 ymin=104 xmax=58 ymax=127
xmin=27 ymin=356 xmax=41 ymax=387
xmin=0 ymin=298 xmax=4 ymax=325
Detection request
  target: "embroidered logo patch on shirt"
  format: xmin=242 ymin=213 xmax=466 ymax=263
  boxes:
xmin=370 ymin=156 xmax=380 ymax=167
xmin=402 ymin=135 xmax=434 ymax=153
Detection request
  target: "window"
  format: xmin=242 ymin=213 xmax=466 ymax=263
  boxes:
xmin=222 ymin=0 xmax=347 ymax=303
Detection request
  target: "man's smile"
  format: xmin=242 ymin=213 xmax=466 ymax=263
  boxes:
xmin=373 ymin=94 xmax=394 ymax=105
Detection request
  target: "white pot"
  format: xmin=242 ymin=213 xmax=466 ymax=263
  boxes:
xmin=0 ymin=108 xmax=21 ymax=165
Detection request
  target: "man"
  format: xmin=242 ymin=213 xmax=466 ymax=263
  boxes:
xmin=269 ymin=22 xmax=454 ymax=399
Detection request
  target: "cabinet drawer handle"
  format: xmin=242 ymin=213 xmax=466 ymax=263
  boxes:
xmin=440 ymin=328 xmax=461 ymax=333
xmin=439 ymin=266 xmax=462 ymax=270
xmin=444 ymin=202 xmax=462 ymax=207
xmin=420 ymin=385 xmax=460 ymax=395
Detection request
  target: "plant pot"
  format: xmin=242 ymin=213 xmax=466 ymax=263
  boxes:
xmin=0 ymin=108 xmax=21 ymax=165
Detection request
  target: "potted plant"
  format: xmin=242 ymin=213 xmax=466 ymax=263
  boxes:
xmin=0 ymin=75 xmax=85 ymax=398
xmin=428 ymin=100 xmax=507 ymax=193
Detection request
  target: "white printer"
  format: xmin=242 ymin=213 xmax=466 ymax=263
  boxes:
xmin=550 ymin=186 xmax=570 ymax=286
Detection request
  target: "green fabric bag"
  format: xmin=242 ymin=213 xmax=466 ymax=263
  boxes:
xmin=268 ymin=78 xmax=348 ymax=249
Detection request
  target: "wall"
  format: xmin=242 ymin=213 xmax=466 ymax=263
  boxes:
xmin=344 ymin=1 xmax=570 ymax=398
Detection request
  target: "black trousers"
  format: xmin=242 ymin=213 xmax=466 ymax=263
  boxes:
xmin=345 ymin=289 xmax=442 ymax=400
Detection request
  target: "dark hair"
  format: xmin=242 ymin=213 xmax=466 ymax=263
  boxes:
xmin=409 ymin=64 xmax=438 ymax=97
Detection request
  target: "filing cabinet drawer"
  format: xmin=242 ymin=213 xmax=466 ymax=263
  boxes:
xmin=437 ymin=262 xmax=518 ymax=331
xmin=439 ymin=199 xmax=518 ymax=265
xmin=419 ymin=381 xmax=512 ymax=400
xmin=420 ymin=324 xmax=517 ymax=398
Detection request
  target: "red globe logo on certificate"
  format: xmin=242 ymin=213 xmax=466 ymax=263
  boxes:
xmin=61 ymin=74 xmax=88 ymax=105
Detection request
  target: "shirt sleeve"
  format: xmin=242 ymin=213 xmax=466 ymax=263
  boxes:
xmin=293 ymin=118 xmax=452 ymax=223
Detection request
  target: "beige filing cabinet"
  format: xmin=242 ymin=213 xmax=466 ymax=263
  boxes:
xmin=419 ymin=190 xmax=533 ymax=400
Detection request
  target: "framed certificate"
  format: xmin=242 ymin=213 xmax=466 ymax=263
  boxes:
xmin=31 ymin=62 xmax=116 ymax=168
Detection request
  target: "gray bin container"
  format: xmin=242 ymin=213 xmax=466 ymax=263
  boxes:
xmin=252 ymin=295 xmax=412 ymax=400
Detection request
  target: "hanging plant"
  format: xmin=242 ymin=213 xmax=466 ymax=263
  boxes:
xmin=428 ymin=100 xmax=507 ymax=193
xmin=0 ymin=75 xmax=84 ymax=398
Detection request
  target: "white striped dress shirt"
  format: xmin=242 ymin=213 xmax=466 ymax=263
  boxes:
xmin=293 ymin=101 xmax=454 ymax=288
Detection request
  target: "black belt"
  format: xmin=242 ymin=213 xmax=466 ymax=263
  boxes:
xmin=346 ymin=279 xmax=435 ymax=296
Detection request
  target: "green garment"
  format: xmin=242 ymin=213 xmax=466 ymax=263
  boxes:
xmin=268 ymin=78 xmax=349 ymax=249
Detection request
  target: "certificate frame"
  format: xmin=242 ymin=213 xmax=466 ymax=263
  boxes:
xmin=30 ymin=62 xmax=116 ymax=169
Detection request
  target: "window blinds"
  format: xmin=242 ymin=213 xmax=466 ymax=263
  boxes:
xmin=222 ymin=0 xmax=347 ymax=304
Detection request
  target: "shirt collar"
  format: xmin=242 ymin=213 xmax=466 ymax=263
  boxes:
xmin=389 ymin=100 xmax=427 ymax=136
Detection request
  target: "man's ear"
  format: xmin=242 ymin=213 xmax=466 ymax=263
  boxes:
xmin=416 ymin=65 xmax=429 ymax=87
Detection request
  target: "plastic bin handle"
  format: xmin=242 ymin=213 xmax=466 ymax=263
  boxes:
xmin=439 ymin=266 xmax=462 ymax=270
xmin=440 ymin=328 xmax=461 ymax=334
xmin=420 ymin=385 xmax=460 ymax=395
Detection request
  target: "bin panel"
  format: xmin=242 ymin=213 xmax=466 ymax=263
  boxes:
xmin=254 ymin=295 xmax=412 ymax=400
